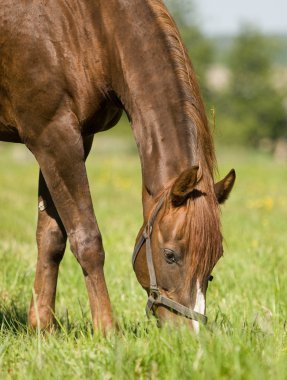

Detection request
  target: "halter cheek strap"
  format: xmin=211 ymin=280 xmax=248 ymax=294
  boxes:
xmin=132 ymin=194 xmax=208 ymax=325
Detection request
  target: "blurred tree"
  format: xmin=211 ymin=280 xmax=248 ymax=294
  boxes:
xmin=165 ymin=0 xmax=214 ymax=102
xmin=222 ymin=26 xmax=286 ymax=145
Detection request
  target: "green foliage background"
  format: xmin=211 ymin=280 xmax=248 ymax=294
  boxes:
xmin=167 ymin=0 xmax=287 ymax=147
xmin=217 ymin=27 xmax=286 ymax=145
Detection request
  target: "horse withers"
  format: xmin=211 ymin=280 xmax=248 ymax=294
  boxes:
xmin=0 ymin=0 xmax=235 ymax=332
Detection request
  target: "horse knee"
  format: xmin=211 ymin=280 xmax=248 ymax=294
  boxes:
xmin=37 ymin=226 xmax=66 ymax=264
xmin=69 ymin=230 xmax=105 ymax=273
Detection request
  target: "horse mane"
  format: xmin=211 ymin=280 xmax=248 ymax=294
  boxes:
xmin=150 ymin=1 xmax=222 ymax=281
xmin=149 ymin=0 xmax=217 ymax=180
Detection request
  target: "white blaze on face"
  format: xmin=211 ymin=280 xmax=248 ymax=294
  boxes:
xmin=192 ymin=280 xmax=205 ymax=333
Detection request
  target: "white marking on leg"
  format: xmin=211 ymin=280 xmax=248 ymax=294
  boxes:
xmin=192 ymin=280 xmax=205 ymax=333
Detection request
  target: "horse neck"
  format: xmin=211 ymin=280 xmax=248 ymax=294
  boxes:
xmin=101 ymin=0 xmax=214 ymax=218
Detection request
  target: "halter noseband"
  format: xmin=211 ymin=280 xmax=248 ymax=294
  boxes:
xmin=132 ymin=194 xmax=207 ymax=325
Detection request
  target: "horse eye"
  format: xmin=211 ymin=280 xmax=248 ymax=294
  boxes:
xmin=208 ymin=275 xmax=214 ymax=282
xmin=164 ymin=249 xmax=177 ymax=264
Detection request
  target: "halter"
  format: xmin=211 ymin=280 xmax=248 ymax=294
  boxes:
xmin=132 ymin=194 xmax=208 ymax=325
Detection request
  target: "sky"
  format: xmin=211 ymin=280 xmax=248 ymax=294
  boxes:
xmin=194 ymin=0 xmax=287 ymax=35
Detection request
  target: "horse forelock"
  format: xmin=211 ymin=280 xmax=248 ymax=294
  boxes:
xmin=163 ymin=176 xmax=222 ymax=286
xmin=186 ymin=188 xmax=222 ymax=282
xmin=149 ymin=0 xmax=217 ymax=178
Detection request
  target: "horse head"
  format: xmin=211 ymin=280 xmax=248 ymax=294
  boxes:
xmin=133 ymin=166 xmax=236 ymax=331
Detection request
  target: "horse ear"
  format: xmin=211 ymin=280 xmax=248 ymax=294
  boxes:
xmin=214 ymin=169 xmax=236 ymax=204
xmin=171 ymin=166 xmax=199 ymax=207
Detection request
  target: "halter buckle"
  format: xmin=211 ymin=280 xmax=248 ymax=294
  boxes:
xmin=149 ymin=286 xmax=160 ymax=300
xmin=146 ymin=296 xmax=155 ymax=316
xmin=146 ymin=288 xmax=160 ymax=317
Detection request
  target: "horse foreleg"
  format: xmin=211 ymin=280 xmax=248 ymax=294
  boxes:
xmin=28 ymin=136 xmax=94 ymax=330
xmin=28 ymin=171 xmax=67 ymax=329
xmin=26 ymin=115 xmax=112 ymax=333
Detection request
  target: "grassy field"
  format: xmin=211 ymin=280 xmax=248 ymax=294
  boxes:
xmin=0 ymin=130 xmax=287 ymax=379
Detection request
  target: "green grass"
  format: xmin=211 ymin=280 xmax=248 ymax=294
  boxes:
xmin=0 ymin=131 xmax=287 ymax=379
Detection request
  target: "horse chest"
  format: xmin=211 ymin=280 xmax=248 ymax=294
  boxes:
xmin=80 ymin=102 xmax=123 ymax=135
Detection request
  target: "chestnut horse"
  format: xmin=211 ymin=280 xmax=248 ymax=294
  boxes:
xmin=0 ymin=0 xmax=235 ymax=332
